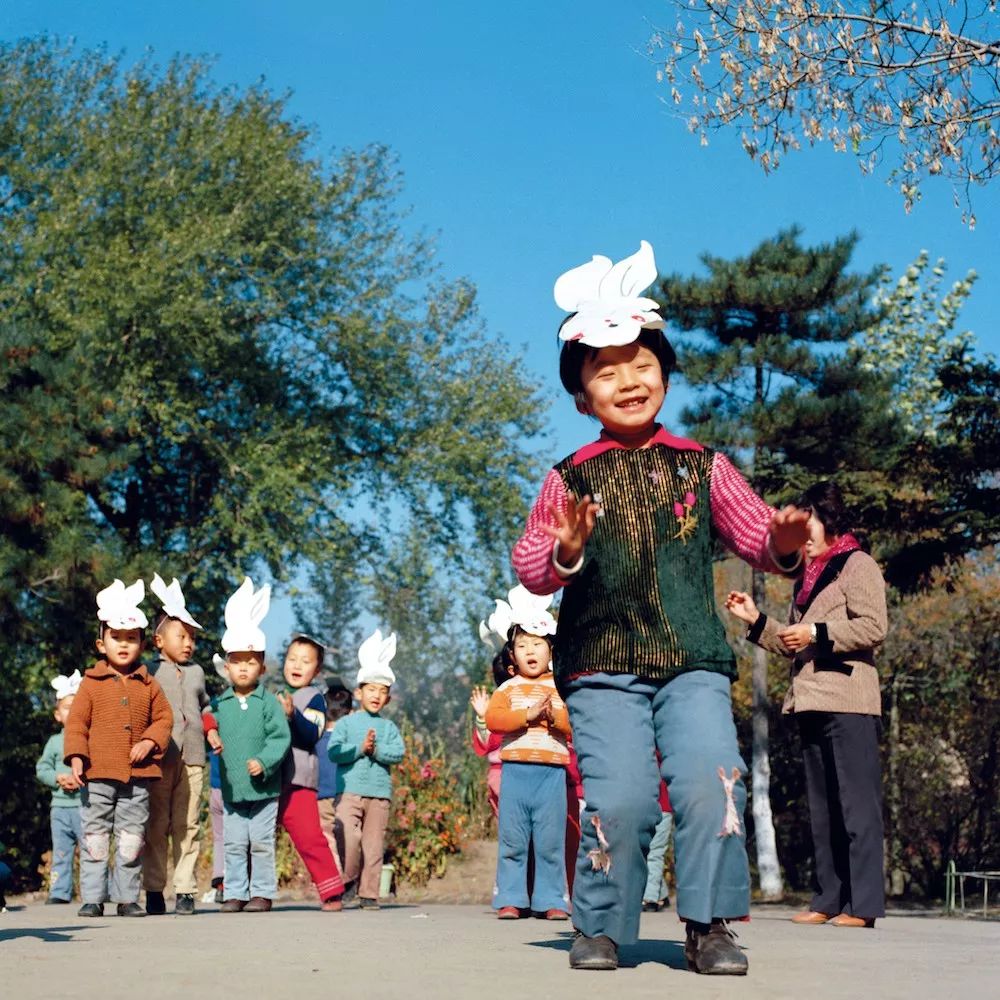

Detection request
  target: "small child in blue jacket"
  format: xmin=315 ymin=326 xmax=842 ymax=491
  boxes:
xmin=327 ymin=630 xmax=405 ymax=909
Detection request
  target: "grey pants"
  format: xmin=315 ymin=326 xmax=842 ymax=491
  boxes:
xmin=80 ymin=779 xmax=150 ymax=905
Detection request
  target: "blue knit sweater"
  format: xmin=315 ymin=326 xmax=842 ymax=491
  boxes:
xmin=327 ymin=711 xmax=405 ymax=799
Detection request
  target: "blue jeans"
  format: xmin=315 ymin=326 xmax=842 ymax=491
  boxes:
xmin=494 ymin=763 xmax=569 ymax=913
xmin=80 ymin=779 xmax=150 ymax=905
xmin=643 ymin=811 xmax=673 ymax=903
xmin=50 ymin=806 xmax=82 ymax=901
xmin=565 ymin=670 xmax=749 ymax=944
xmin=224 ymin=798 xmax=279 ymax=900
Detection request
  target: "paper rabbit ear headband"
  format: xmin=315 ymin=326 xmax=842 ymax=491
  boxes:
xmin=150 ymin=573 xmax=202 ymax=630
xmin=51 ymin=670 xmax=82 ymax=702
xmin=220 ymin=577 xmax=271 ymax=653
xmin=555 ymin=240 xmax=666 ymax=349
xmin=357 ymin=628 xmax=397 ymax=687
xmin=480 ymin=585 xmax=557 ymax=647
xmin=96 ymin=579 xmax=148 ymax=630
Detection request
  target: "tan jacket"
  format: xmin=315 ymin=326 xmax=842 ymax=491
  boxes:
xmin=749 ymin=550 xmax=887 ymax=716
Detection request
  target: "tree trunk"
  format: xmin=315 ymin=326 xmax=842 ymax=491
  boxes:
xmin=750 ymin=567 xmax=784 ymax=900
xmin=885 ymin=669 xmax=906 ymax=897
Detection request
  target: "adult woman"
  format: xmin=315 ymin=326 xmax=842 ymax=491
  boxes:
xmin=726 ymin=481 xmax=887 ymax=928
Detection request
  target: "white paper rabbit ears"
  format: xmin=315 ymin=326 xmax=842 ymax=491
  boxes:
xmin=150 ymin=573 xmax=202 ymax=630
xmin=357 ymin=628 xmax=397 ymax=687
xmin=96 ymin=578 xmax=148 ymax=630
xmin=555 ymin=240 xmax=666 ymax=349
xmin=479 ymin=585 xmax=557 ymax=648
xmin=51 ymin=669 xmax=82 ymax=702
xmin=220 ymin=577 xmax=271 ymax=653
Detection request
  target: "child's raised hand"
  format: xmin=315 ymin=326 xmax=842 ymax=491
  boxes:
xmin=542 ymin=492 xmax=600 ymax=572
xmin=362 ymin=729 xmax=376 ymax=756
xmin=276 ymin=691 xmax=294 ymax=718
xmin=207 ymin=729 xmax=224 ymax=755
xmin=470 ymin=686 xmax=490 ymax=718
xmin=769 ymin=505 xmax=811 ymax=557
xmin=725 ymin=591 xmax=759 ymax=624
xmin=129 ymin=738 xmax=156 ymax=764
xmin=247 ymin=758 xmax=264 ymax=777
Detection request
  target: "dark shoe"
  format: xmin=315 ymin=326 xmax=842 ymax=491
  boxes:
xmin=244 ymin=896 xmax=272 ymax=912
xmin=341 ymin=880 xmax=358 ymax=907
xmin=220 ymin=899 xmax=246 ymax=913
xmin=321 ymin=895 xmax=343 ymax=912
xmin=830 ymin=913 xmax=875 ymax=928
xmin=792 ymin=909 xmax=834 ymax=925
xmin=214 ymin=885 xmax=224 ymax=905
xmin=661 ymin=895 xmax=671 ymax=909
xmin=569 ymin=932 xmax=619 ymax=971
xmin=642 ymin=900 xmax=660 ymax=912
xmin=684 ymin=920 xmax=749 ymax=976
xmin=116 ymin=902 xmax=147 ymax=917
xmin=545 ymin=908 xmax=570 ymax=920
xmin=46 ymin=897 xmax=72 ymax=905
xmin=145 ymin=891 xmax=166 ymax=915
xmin=175 ymin=893 xmax=195 ymax=915
xmin=358 ymin=896 xmax=380 ymax=910
xmin=496 ymin=905 xmax=521 ymax=919
xmin=78 ymin=902 xmax=104 ymax=917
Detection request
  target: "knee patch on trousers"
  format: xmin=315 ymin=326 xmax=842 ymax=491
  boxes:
xmin=717 ymin=766 xmax=743 ymax=837
xmin=117 ymin=831 xmax=144 ymax=863
xmin=84 ymin=832 xmax=110 ymax=862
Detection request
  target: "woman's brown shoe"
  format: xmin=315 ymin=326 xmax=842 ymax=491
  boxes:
xmin=830 ymin=914 xmax=875 ymax=928
xmin=791 ymin=910 xmax=834 ymax=924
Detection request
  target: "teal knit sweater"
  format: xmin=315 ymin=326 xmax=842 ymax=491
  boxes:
xmin=35 ymin=732 xmax=80 ymax=808
xmin=214 ymin=686 xmax=291 ymax=804
xmin=327 ymin=711 xmax=405 ymax=799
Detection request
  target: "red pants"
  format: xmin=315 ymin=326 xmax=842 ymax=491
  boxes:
xmin=279 ymin=786 xmax=343 ymax=901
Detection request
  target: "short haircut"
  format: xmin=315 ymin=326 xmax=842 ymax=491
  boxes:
xmin=558 ymin=324 xmax=677 ymax=396
xmin=503 ymin=624 xmax=555 ymax=669
xmin=796 ymin=480 xmax=852 ymax=537
xmin=287 ymin=635 xmax=325 ymax=665
xmin=98 ymin=621 xmax=145 ymax=641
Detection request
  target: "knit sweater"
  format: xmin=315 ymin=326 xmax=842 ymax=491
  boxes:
xmin=63 ymin=660 xmax=173 ymax=782
xmin=327 ymin=712 xmax=405 ymax=799
xmin=282 ymin=685 xmax=327 ymax=789
xmin=35 ymin=732 xmax=80 ymax=808
xmin=748 ymin=550 xmax=888 ymax=716
xmin=148 ymin=655 xmax=210 ymax=766
xmin=214 ymin=686 xmax=291 ymax=804
xmin=485 ymin=672 xmax=571 ymax=766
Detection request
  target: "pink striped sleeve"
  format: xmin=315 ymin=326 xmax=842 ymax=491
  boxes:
xmin=512 ymin=469 xmax=570 ymax=594
xmin=710 ymin=451 xmax=782 ymax=572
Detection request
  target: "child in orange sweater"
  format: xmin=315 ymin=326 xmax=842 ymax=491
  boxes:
xmin=485 ymin=587 xmax=571 ymax=920
xmin=64 ymin=579 xmax=173 ymax=918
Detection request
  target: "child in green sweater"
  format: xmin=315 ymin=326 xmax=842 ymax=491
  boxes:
xmin=212 ymin=577 xmax=291 ymax=914
xmin=35 ymin=671 xmax=84 ymax=903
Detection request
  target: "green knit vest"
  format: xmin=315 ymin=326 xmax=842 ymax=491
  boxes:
xmin=554 ymin=443 xmax=735 ymax=685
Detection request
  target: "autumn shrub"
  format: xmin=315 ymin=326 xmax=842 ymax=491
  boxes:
xmin=385 ymin=723 xmax=468 ymax=885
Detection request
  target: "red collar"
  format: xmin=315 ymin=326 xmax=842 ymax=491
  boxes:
xmin=572 ymin=425 xmax=704 ymax=466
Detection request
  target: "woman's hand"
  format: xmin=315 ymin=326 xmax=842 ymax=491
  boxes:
xmin=541 ymin=492 xmax=600 ymax=571
xmin=777 ymin=623 xmax=813 ymax=652
xmin=469 ymin=686 xmax=490 ymax=718
xmin=725 ymin=591 xmax=759 ymax=624
xmin=769 ymin=505 xmax=810 ymax=556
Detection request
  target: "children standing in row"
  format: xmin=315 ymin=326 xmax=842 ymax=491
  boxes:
xmin=212 ymin=578 xmax=291 ymax=913
xmin=277 ymin=635 xmax=344 ymax=910
xmin=144 ymin=574 xmax=213 ymax=916
xmin=64 ymin=580 xmax=174 ymax=917
xmin=484 ymin=589 xmax=571 ymax=921
xmin=327 ymin=629 xmax=405 ymax=909
xmin=35 ymin=671 xmax=84 ymax=904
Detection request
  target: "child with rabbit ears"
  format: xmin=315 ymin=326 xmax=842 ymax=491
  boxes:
xmin=274 ymin=633 xmax=345 ymax=911
xmin=210 ymin=577 xmax=291 ymax=913
xmin=143 ymin=573 xmax=215 ymax=916
xmin=327 ymin=628 xmax=405 ymax=909
xmin=35 ymin=670 xmax=84 ymax=904
xmin=63 ymin=579 xmax=174 ymax=918
xmin=513 ymin=241 xmax=810 ymax=974
xmin=484 ymin=586 xmax=572 ymax=921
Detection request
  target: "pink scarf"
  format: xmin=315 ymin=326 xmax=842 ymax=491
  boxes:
xmin=795 ymin=533 xmax=861 ymax=608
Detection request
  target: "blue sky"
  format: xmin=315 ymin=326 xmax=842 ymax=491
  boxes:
xmin=5 ymin=1 xmax=998 ymax=642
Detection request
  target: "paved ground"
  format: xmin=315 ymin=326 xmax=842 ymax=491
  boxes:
xmin=1 ymin=899 xmax=997 ymax=1000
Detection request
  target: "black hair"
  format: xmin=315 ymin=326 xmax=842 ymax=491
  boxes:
xmin=491 ymin=651 xmax=513 ymax=688
xmin=98 ymin=621 xmax=146 ymax=641
xmin=286 ymin=635 xmax=326 ymax=665
xmin=558 ymin=323 xmax=676 ymax=396
xmin=796 ymin=481 xmax=852 ymax=537
xmin=324 ymin=682 xmax=353 ymax=723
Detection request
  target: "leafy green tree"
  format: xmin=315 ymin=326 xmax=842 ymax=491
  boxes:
xmin=0 ymin=37 xmax=543 ymax=886
xmin=658 ymin=226 xmax=886 ymax=897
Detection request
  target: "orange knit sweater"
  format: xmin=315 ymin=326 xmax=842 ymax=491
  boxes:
xmin=485 ymin=672 xmax=571 ymax=766
xmin=63 ymin=660 xmax=173 ymax=782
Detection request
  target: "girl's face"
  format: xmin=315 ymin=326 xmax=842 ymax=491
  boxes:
xmin=804 ymin=511 xmax=834 ymax=563
xmin=283 ymin=640 xmax=322 ymax=688
xmin=579 ymin=342 xmax=666 ymax=440
xmin=511 ymin=632 xmax=551 ymax=679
